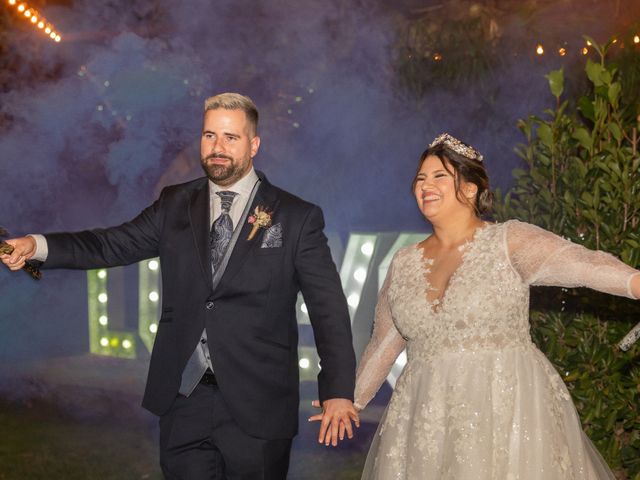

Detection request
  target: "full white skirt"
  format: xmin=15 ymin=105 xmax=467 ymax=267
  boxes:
xmin=362 ymin=345 xmax=615 ymax=480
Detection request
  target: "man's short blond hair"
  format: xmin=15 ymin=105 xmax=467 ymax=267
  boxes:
xmin=204 ymin=93 xmax=259 ymax=135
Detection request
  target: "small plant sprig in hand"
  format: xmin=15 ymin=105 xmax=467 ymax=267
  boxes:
xmin=0 ymin=227 xmax=42 ymax=280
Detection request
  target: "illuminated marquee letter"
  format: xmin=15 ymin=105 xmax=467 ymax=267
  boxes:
xmin=86 ymin=267 xmax=137 ymax=359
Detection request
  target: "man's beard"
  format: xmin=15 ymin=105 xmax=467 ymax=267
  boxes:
xmin=200 ymin=154 xmax=246 ymax=185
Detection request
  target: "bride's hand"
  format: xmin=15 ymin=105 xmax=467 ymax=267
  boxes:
xmin=308 ymin=399 xmax=323 ymax=423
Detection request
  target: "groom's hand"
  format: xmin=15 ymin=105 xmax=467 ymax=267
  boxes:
xmin=308 ymin=398 xmax=360 ymax=447
xmin=0 ymin=236 xmax=36 ymax=271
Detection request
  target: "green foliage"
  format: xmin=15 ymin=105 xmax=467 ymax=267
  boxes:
xmin=495 ymin=38 xmax=640 ymax=479
xmin=391 ymin=1 xmax=541 ymax=96
xmin=393 ymin=7 xmax=499 ymax=95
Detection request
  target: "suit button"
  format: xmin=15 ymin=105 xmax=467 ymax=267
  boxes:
xmin=205 ymin=301 xmax=215 ymax=310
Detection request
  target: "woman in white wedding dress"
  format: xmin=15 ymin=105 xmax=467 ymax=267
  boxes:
xmin=353 ymin=134 xmax=640 ymax=480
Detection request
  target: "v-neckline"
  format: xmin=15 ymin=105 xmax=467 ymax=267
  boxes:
xmin=415 ymin=222 xmax=492 ymax=313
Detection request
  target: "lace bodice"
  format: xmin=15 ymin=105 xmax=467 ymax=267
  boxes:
xmin=354 ymin=220 xmax=639 ymax=410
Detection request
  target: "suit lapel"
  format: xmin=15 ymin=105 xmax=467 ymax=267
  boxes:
xmin=188 ymin=179 xmax=213 ymax=291
xmin=217 ymin=172 xmax=279 ymax=288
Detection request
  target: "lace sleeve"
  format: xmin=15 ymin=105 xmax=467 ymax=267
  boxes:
xmin=505 ymin=220 xmax=639 ymax=299
xmin=354 ymin=255 xmax=406 ymax=411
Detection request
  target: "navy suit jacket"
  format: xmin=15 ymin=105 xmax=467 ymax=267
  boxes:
xmin=43 ymin=171 xmax=355 ymax=439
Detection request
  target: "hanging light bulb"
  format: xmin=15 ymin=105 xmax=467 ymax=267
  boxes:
xmin=558 ymin=47 xmax=566 ymax=56
xmin=536 ymin=44 xmax=544 ymax=55
xmin=634 ymin=35 xmax=640 ymax=44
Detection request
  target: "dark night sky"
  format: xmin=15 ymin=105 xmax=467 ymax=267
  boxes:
xmin=0 ymin=0 xmax=638 ymax=359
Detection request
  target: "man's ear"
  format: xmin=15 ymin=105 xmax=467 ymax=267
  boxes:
xmin=251 ymin=136 xmax=261 ymax=158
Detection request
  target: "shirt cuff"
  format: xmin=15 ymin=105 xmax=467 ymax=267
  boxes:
xmin=28 ymin=234 xmax=48 ymax=262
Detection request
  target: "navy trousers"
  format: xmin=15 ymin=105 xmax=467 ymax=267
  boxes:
xmin=159 ymin=382 xmax=292 ymax=479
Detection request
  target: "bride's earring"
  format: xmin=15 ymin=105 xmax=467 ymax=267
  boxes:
xmin=465 ymin=185 xmax=478 ymax=199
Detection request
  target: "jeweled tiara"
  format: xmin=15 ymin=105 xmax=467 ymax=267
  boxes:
xmin=428 ymin=133 xmax=483 ymax=162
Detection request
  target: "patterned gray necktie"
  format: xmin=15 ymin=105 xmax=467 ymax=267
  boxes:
xmin=178 ymin=190 xmax=239 ymax=397
xmin=210 ymin=190 xmax=238 ymax=276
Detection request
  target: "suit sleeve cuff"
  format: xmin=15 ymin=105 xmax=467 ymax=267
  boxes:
xmin=28 ymin=234 xmax=49 ymax=262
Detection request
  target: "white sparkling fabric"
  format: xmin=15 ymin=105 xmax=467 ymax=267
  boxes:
xmin=355 ymin=220 xmax=639 ymax=480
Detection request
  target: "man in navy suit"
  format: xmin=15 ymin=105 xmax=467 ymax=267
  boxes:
xmin=2 ymin=93 xmax=359 ymax=479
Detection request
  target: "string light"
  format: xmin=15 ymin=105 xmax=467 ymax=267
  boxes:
xmin=634 ymin=35 xmax=640 ymax=44
xmin=428 ymin=35 xmax=631 ymax=62
xmin=5 ymin=0 xmax=62 ymax=43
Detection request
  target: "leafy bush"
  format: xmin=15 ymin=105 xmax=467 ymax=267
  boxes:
xmin=494 ymin=36 xmax=640 ymax=479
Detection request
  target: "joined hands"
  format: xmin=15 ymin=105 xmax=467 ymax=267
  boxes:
xmin=308 ymin=398 xmax=360 ymax=447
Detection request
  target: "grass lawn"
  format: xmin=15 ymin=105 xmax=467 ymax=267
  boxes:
xmin=0 ymin=396 xmax=162 ymax=480
xmin=0 ymin=391 xmax=380 ymax=479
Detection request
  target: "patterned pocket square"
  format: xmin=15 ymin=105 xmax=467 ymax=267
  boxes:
xmin=261 ymin=223 xmax=283 ymax=248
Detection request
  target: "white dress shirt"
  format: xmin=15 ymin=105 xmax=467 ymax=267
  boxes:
xmin=209 ymin=167 xmax=259 ymax=228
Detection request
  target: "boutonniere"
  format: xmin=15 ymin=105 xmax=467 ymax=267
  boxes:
xmin=247 ymin=205 xmax=273 ymax=240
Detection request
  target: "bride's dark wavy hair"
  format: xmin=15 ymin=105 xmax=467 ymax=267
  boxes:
xmin=412 ymin=142 xmax=494 ymax=217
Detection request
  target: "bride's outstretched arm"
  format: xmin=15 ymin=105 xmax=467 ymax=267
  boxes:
xmin=632 ymin=275 xmax=640 ymax=299
xmin=505 ymin=220 xmax=640 ymax=298
xmin=354 ymin=259 xmax=406 ymax=411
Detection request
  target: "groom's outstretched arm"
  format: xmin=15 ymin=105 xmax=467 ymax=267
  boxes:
xmin=41 ymin=196 xmax=164 ymax=270
xmin=1 ymin=192 xmax=166 ymax=274
xmin=294 ymin=204 xmax=359 ymax=445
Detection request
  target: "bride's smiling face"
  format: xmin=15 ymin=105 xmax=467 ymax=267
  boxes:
xmin=413 ymin=155 xmax=476 ymax=220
